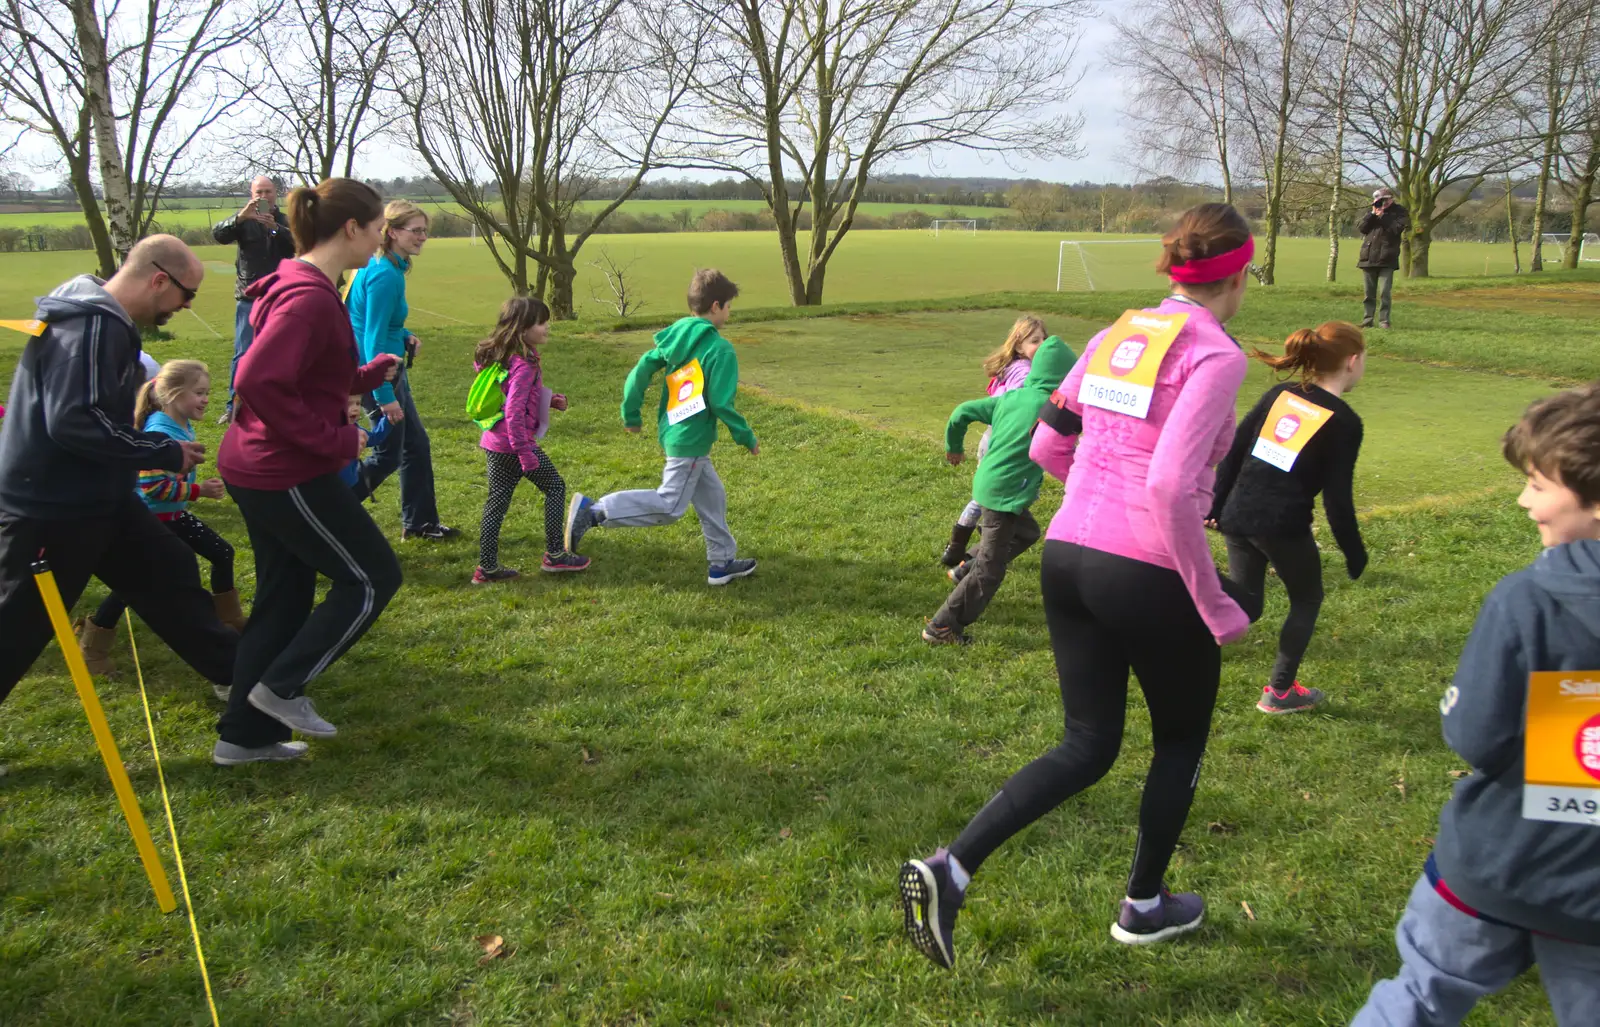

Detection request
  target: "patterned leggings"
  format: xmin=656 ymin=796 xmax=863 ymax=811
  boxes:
xmin=479 ymin=448 xmax=566 ymax=570
xmin=93 ymin=512 xmax=235 ymax=628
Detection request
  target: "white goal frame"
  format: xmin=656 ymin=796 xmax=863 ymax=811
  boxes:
xmin=932 ymin=219 xmax=977 ymax=237
xmin=1055 ymin=239 xmax=1162 ymax=291
xmin=1539 ymin=232 xmax=1600 ymax=263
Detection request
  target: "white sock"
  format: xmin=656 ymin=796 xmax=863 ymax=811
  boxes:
xmin=1126 ymin=894 xmax=1161 ymax=913
xmin=948 ymin=855 xmax=971 ymax=892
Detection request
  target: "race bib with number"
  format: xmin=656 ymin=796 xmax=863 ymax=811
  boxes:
xmin=1523 ymin=671 xmax=1600 ymax=825
xmin=1250 ymin=391 xmax=1335 ymax=471
xmin=665 ymin=358 xmax=706 ymax=425
xmin=0 ymin=319 xmax=46 ymax=336
xmin=1077 ymin=310 xmax=1189 ymax=419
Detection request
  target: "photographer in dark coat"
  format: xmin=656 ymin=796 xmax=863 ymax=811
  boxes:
xmin=1357 ymin=187 xmax=1409 ymax=330
xmin=212 ymin=176 xmax=294 ymax=422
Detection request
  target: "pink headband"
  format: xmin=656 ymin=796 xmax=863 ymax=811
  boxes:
xmin=1168 ymin=236 xmax=1255 ymax=284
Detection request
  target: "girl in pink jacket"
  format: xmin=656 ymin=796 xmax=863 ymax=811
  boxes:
xmin=472 ymin=297 xmax=589 ymax=582
xmin=900 ymin=204 xmax=1263 ymax=969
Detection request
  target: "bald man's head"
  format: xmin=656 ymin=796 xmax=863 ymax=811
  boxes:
xmin=108 ymin=234 xmax=204 ymax=327
xmin=251 ymin=176 xmax=278 ymax=207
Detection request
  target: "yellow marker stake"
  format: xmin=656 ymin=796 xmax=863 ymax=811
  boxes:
xmin=31 ymin=561 xmax=177 ymax=913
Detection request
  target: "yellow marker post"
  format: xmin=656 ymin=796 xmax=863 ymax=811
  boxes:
xmin=31 ymin=560 xmax=177 ymax=913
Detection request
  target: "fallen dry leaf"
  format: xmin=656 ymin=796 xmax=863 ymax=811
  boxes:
xmin=1241 ymin=901 xmax=1256 ymax=922
xmin=1207 ymin=821 xmax=1239 ymax=835
xmin=1302 ymin=792 xmax=1312 ymax=801
xmin=1449 ymin=769 xmax=1467 ymax=779
xmin=475 ymin=934 xmax=510 ymax=965
xmin=778 ymin=827 xmax=792 ymax=840
xmin=581 ymin=747 xmax=597 ymax=765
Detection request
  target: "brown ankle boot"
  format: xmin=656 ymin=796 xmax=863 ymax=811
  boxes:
xmin=212 ymin=589 xmax=248 ymax=632
xmin=74 ymin=617 xmax=118 ymax=676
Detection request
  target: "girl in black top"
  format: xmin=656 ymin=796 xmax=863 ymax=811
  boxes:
xmin=1209 ymin=321 xmax=1368 ymax=714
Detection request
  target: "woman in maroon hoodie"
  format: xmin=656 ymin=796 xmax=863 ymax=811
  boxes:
xmin=214 ymin=178 xmax=403 ymax=766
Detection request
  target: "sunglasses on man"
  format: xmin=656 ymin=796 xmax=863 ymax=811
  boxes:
xmin=152 ymin=260 xmax=198 ymax=303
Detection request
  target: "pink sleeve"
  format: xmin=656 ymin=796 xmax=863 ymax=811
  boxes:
xmin=352 ymin=354 xmax=400 ymax=393
xmin=1030 ymin=419 xmax=1078 ymax=482
xmin=502 ymin=358 xmax=538 ymax=461
xmin=1146 ymin=347 xmax=1250 ymax=644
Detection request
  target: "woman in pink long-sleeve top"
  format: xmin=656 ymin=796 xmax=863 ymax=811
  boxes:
xmin=900 ymin=204 xmax=1263 ymax=969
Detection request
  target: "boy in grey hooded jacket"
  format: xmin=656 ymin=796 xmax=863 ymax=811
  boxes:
xmin=1354 ymin=386 xmax=1600 ymax=1027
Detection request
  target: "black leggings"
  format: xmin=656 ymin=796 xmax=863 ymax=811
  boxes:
xmin=948 ymin=540 xmax=1226 ymax=900
xmin=92 ymin=511 xmax=235 ymax=628
xmin=479 ymin=448 xmax=567 ymax=569
xmin=1223 ymin=532 xmax=1323 ymax=693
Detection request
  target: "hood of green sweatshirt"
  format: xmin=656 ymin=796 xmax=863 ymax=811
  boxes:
xmin=1024 ymin=336 xmax=1076 ymax=390
xmin=651 ymin=316 xmax=722 ymax=367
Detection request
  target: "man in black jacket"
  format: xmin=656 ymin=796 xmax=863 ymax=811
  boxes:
xmin=212 ymin=176 xmax=294 ymax=422
xmin=1357 ymin=187 xmax=1409 ymax=329
xmin=0 ymin=236 xmax=236 ymax=743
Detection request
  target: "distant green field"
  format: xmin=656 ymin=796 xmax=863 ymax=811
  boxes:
xmin=0 ymin=197 xmax=1001 ymax=231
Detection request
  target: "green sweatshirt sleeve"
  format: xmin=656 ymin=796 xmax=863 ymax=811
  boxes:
xmin=620 ymin=347 xmax=669 ymax=428
xmin=945 ymin=397 xmax=997 ymax=453
xmin=702 ymin=342 xmax=756 ymax=450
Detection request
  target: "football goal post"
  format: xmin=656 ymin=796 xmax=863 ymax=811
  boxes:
xmin=1056 ymin=239 xmax=1166 ymax=292
xmin=1540 ymin=232 xmax=1600 ymax=264
xmin=932 ymin=219 xmax=977 ymax=237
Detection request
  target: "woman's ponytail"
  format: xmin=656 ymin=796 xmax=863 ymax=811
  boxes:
xmin=1252 ymin=322 xmax=1366 ymax=386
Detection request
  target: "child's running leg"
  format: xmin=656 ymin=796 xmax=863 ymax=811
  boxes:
xmin=168 ymin=512 xmax=235 ymax=594
xmin=688 ymin=457 xmax=736 ymax=564
xmin=1255 ymin=533 xmax=1324 ymax=692
xmin=520 ymin=444 xmax=568 ymax=554
xmin=1352 ymin=874 xmax=1531 ymax=1027
xmin=930 ymin=508 xmax=1040 ymax=633
xmin=594 ymin=457 xmax=701 ymax=528
xmin=958 ymin=501 xmax=983 ymax=528
xmin=478 ymin=451 xmax=522 ymax=571
xmin=1532 ymin=931 xmax=1600 ymax=1026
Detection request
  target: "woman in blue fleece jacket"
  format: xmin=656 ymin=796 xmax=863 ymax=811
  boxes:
xmin=347 ymin=200 xmax=456 ymax=540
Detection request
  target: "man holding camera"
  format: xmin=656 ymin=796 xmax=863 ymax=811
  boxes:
xmin=212 ymin=176 xmax=294 ymax=423
xmin=1358 ymin=187 xmax=1409 ymax=330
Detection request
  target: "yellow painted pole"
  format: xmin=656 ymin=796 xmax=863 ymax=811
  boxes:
xmin=31 ymin=561 xmax=177 ymax=913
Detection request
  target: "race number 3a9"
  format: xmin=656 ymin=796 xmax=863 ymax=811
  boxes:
xmin=1523 ymin=672 xmax=1600 ymax=825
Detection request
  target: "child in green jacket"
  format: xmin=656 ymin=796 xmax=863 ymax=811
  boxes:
xmin=924 ymin=336 xmax=1077 ymax=645
xmin=564 ymin=269 xmax=760 ymax=586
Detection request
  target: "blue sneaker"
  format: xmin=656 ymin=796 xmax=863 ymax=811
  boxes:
xmin=1110 ymin=889 xmax=1205 ymax=945
xmin=565 ymin=494 xmax=598 ymax=553
xmin=708 ymin=558 xmax=757 ymax=586
xmin=899 ymin=848 xmax=965 ymax=969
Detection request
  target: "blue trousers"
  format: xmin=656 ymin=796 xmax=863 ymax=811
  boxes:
xmin=1353 ymin=873 xmax=1600 ymax=1026
xmin=354 ymin=372 xmax=441 ymax=531
xmin=226 ymin=298 xmax=254 ymax=413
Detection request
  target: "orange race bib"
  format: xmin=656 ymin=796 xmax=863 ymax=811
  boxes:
xmin=0 ymin=319 xmax=46 ymax=336
xmin=665 ymin=358 xmax=706 ymax=425
xmin=1077 ymin=310 xmax=1188 ymax=419
xmin=1251 ymin=391 xmax=1334 ymax=471
xmin=1523 ymin=671 xmax=1600 ymax=825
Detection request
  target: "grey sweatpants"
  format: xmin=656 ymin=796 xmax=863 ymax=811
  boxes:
xmin=1352 ymin=874 xmax=1600 ymax=1026
xmin=594 ymin=455 xmax=737 ymax=564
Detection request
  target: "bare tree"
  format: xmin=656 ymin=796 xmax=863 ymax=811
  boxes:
xmin=1522 ymin=0 xmax=1594 ymax=270
xmin=1110 ymin=0 xmax=1240 ymax=204
xmin=1005 ymin=181 xmax=1061 ymax=231
xmin=1322 ymin=0 xmax=1359 ymax=281
xmin=1343 ymin=0 xmax=1543 ymax=277
xmin=1558 ymin=42 xmax=1600 ymax=266
xmin=395 ymin=0 xmax=695 ymax=317
xmin=673 ymin=0 xmax=1089 ymax=306
xmin=229 ymin=0 xmax=414 ymax=184
xmin=588 ymin=246 xmax=646 ymax=317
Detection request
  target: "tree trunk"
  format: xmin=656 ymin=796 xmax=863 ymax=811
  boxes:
xmin=1506 ymin=178 xmax=1522 ymax=273
xmin=547 ymin=262 xmax=576 ymax=319
xmin=1260 ymin=0 xmax=1295 ymax=287
xmin=70 ymin=0 xmax=135 ymax=264
xmin=773 ymin=205 xmax=809 ymax=306
xmin=1565 ymin=146 xmax=1598 ymax=268
xmin=1327 ymin=0 xmax=1358 ymax=282
xmin=1531 ymin=115 xmax=1558 ymax=271
xmin=67 ymin=114 xmax=117 ymax=278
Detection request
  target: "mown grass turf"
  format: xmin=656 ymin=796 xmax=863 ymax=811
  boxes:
xmin=0 ymin=278 xmax=1581 ymax=1024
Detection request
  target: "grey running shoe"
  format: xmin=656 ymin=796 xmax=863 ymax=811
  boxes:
xmin=247 ymin=684 xmax=338 ymax=738
xmin=565 ymin=493 xmax=598 ymax=553
xmin=899 ymin=848 xmax=965 ymax=970
xmin=212 ymin=740 xmax=310 ymax=766
xmin=1257 ymin=682 xmax=1326 ymax=714
xmin=708 ymin=558 xmax=757 ymax=586
xmin=1111 ymin=889 xmax=1205 ymax=945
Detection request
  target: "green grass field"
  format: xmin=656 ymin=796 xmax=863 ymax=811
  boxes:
xmin=1 ymin=240 xmax=1598 ymax=1024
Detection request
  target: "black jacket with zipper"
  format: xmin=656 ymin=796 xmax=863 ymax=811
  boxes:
xmin=1357 ymin=204 xmax=1409 ymax=270
xmin=212 ymin=210 xmax=295 ymax=300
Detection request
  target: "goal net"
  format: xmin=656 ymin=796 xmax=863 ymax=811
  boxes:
xmin=932 ymin=219 xmax=977 ymax=237
xmin=1539 ymin=232 xmax=1600 ymax=263
xmin=1056 ymin=239 xmax=1165 ymax=292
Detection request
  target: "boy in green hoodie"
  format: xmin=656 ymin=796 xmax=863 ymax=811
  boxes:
xmin=565 ymin=269 xmax=759 ymax=586
xmin=924 ymin=336 xmax=1077 ymax=644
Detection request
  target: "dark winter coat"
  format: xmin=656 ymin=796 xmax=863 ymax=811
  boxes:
xmin=211 ymin=210 xmax=295 ymax=300
xmin=1357 ymin=203 xmax=1409 ymax=270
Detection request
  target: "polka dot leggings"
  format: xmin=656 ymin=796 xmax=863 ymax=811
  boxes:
xmin=479 ymin=448 xmax=566 ymax=571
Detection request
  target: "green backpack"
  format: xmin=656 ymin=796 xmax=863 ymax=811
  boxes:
xmin=466 ymin=363 xmax=511 ymax=429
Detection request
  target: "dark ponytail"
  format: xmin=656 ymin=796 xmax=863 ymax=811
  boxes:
xmin=1155 ymin=203 xmax=1253 ymax=288
xmin=1253 ymin=321 xmax=1366 ymax=386
xmin=287 ymin=177 xmax=384 ymax=255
